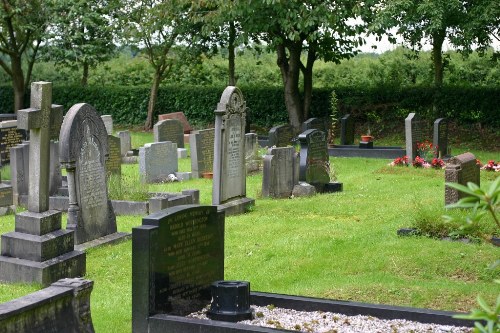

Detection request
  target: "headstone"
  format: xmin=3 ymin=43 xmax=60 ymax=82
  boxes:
xmin=0 ymin=81 xmax=85 ymax=285
xmin=340 ymin=114 xmax=354 ymax=145
xmin=212 ymin=86 xmax=255 ymax=215
xmin=433 ymin=118 xmax=449 ymax=158
xmin=189 ymin=128 xmax=215 ymax=178
xmin=106 ymin=135 xmax=122 ymax=177
xmin=59 ymin=103 xmax=119 ymax=245
xmin=268 ymin=124 xmax=294 ymax=148
xmin=158 ymin=111 xmax=192 ymax=134
xmin=154 ymin=119 xmax=184 ymax=148
xmin=445 ymin=152 xmax=480 ymax=205
xmin=262 ymin=146 xmax=299 ymax=198
xmin=0 ymin=172 xmax=13 ymax=209
xmin=405 ymin=113 xmax=424 ymax=162
xmin=118 ymin=130 xmax=132 ymax=157
xmin=139 ymin=141 xmax=178 ymax=183
xmin=245 ymin=133 xmax=259 ymax=173
xmin=132 ymin=205 xmax=224 ymax=331
xmin=298 ymin=129 xmax=330 ymax=191
xmin=301 ymin=117 xmax=327 ymax=134
xmin=0 ymin=120 xmax=27 ymax=166
xmin=48 ymin=141 xmax=62 ymax=196
xmin=101 ymin=115 xmax=113 ymax=135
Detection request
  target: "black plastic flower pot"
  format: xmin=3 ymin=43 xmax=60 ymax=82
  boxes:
xmin=206 ymin=280 xmax=254 ymax=322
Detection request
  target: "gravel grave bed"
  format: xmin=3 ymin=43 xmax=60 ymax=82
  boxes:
xmin=187 ymin=305 xmax=472 ymax=333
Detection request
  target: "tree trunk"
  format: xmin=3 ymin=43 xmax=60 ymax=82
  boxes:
xmin=10 ymin=55 xmax=26 ymax=112
xmin=431 ymin=30 xmax=445 ymax=87
xmin=81 ymin=62 xmax=89 ymax=86
xmin=228 ymin=21 xmax=236 ymax=86
xmin=145 ymin=71 xmax=161 ymax=130
xmin=277 ymin=43 xmax=303 ymax=133
xmin=302 ymin=48 xmax=316 ymax=121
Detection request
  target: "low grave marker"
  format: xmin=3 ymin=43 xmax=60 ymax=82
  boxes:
xmin=262 ymin=146 xmax=299 ymax=198
xmin=445 ymin=152 xmax=480 ymax=205
xmin=268 ymin=124 xmax=294 ymax=147
xmin=139 ymin=141 xmax=178 ymax=183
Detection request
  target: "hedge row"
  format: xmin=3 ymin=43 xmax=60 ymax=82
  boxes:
xmin=0 ymin=84 xmax=498 ymax=129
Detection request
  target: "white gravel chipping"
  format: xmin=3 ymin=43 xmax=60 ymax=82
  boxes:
xmin=187 ymin=305 xmax=472 ymax=333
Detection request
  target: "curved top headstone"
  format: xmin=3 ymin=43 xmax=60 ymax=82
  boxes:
xmin=215 ymin=86 xmax=246 ymax=116
xmin=59 ymin=103 xmax=109 ymax=164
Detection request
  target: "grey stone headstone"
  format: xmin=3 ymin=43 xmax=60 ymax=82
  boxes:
xmin=106 ymin=135 xmax=122 ymax=177
xmin=262 ymin=146 xmax=299 ymax=198
xmin=49 ymin=141 xmax=62 ymax=196
xmin=299 ymin=129 xmax=330 ymax=191
xmin=118 ymin=131 xmax=132 ymax=157
xmin=445 ymin=152 xmax=480 ymax=205
xmin=101 ymin=115 xmax=113 ymax=135
xmin=405 ymin=113 xmax=424 ymax=162
xmin=301 ymin=118 xmax=327 ymax=133
xmin=245 ymin=133 xmax=259 ymax=173
xmin=433 ymin=118 xmax=449 ymax=158
xmin=59 ymin=103 xmax=117 ymax=245
xmin=190 ymin=128 xmax=215 ymax=178
xmin=268 ymin=124 xmax=294 ymax=147
xmin=340 ymin=114 xmax=354 ymax=145
xmin=139 ymin=141 xmax=178 ymax=183
xmin=154 ymin=119 xmax=184 ymax=148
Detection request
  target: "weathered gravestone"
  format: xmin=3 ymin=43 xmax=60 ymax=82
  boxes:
xmin=0 ymin=172 xmax=13 ymax=214
xmin=340 ymin=114 xmax=355 ymax=145
xmin=132 ymin=205 xmax=224 ymax=332
xmin=158 ymin=111 xmax=192 ymax=134
xmin=405 ymin=113 xmax=424 ymax=162
xmin=299 ymin=129 xmax=331 ymax=192
xmin=212 ymin=86 xmax=255 ymax=215
xmin=101 ymin=115 xmax=113 ymax=135
xmin=189 ymin=128 xmax=214 ymax=178
xmin=433 ymin=118 xmax=449 ymax=158
xmin=0 ymin=120 xmax=27 ymax=166
xmin=268 ymin=124 xmax=294 ymax=147
xmin=0 ymin=82 xmax=85 ymax=285
xmin=445 ymin=152 xmax=480 ymax=205
xmin=301 ymin=117 xmax=327 ymax=134
xmin=139 ymin=141 xmax=178 ymax=183
xmin=118 ymin=130 xmax=132 ymax=157
xmin=245 ymin=133 xmax=260 ymax=173
xmin=106 ymin=135 xmax=122 ymax=177
xmin=154 ymin=119 xmax=185 ymax=148
xmin=262 ymin=146 xmax=299 ymax=198
xmin=59 ymin=103 xmax=121 ymax=245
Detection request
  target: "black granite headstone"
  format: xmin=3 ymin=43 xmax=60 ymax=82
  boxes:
xmin=298 ymin=129 xmax=330 ymax=190
xmin=268 ymin=124 xmax=294 ymax=147
xmin=0 ymin=124 xmax=26 ymax=166
xmin=340 ymin=114 xmax=354 ymax=145
xmin=301 ymin=118 xmax=327 ymax=133
xmin=433 ymin=118 xmax=449 ymax=158
xmin=132 ymin=205 xmax=224 ymax=332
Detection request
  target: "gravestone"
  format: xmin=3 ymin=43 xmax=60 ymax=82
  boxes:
xmin=190 ymin=128 xmax=215 ymax=178
xmin=154 ymin=119 xmax=184 ymax=148
xmin=132 ymin=205 xmax=224 ymax=332
xmin=139 ymin=141 xmax=178 ymax=183
xmin=158 ymin=112 xmax=192 ymax=134
xmin=262 ymin=146 xmax=299 ymax=198
xmin=299 ymin=129 xmax=330 ymax=191
xmin=0 ymin=172 xmax=13 ymax=212
xmin=0 ymin=81 xmax=85 ymax=285
xmin=212 ymin=86 xmax=255 ymax=215
xmin=268 ymin=124 xmax=294 ymax=147
xmin=0 ymin=120 xmax=27 ymax=166
xmin=405 ymin=113 xmax=424 ymax=162
xmin=445 ymin=152 xmax=480 ymax=205
xmin=245 ymin=133 xmax=259 ymax=173
xmin=340 ymin=114 xmax=355 ymax=145
xmin=301 ymin=117 xmax=327 ymax=133
xmin=433 ymin=118 xmax=449 ymax=158
xmin=118 ymin=130 xmax=132 ymax=157
xmin=101 ymin=115 xmax=113 ymax=135
xmin=106 ymin=135 xmax=122 ymax=177
xmin=59 ymin=103 xmax=121 ymax=245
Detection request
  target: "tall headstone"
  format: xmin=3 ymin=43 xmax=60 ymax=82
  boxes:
xmin=106 ymin=135 xmax=122 ymax=177
xmin=132 ymin=205 xmax=225 ymax=332
xmin=340 ymin=114 xmax=355 ymax=145
xmin=139 ymin=141 xmax=178 ymax=183
xmin=245 ymin=133 xmax=259 ymax=173
xmin=154 ymin=119 xmax=184 ymax=148
xmin=0 ymin=120 xmax=27 ymax=166
xmin=0 ymin=82 xmax=85 ymax=285
xmin=433 ymin=118 xmax=449 ymax=158
xmin=59 ymin=103 xmax=119 ymax=245
xmin=405 ymin=113 xmax=424 ymax=162
xmin=262 ymin=146 xmax=299 ymax=198
xmin=190 ymin=128 xmax=215 ymax=178
xmin=118 ymin=130 xmax=132 ymax=157
xmin=268 ymin=124 xmax=294 ymax=147
xmin=299 ymin=129 xmax=330 ymax=191
xmin=101 ymin=115 xmax=113 ymax=135
xmin=445 ymin=152 xmax=480 ymax=205
xmin=301 ymin=117 xmax=327 ymax=133
xmin=49 ymin=141 xmax=62 ymax=196
xmin=212 ymin=86 xmax=255 ymax=215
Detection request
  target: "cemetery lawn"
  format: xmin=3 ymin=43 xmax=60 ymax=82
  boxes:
xmin=0 ymin=148 xmax=498 ymax=332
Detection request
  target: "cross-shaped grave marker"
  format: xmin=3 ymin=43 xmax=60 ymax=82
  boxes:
xmin=17 ymin=82 xmax=63 ymax=213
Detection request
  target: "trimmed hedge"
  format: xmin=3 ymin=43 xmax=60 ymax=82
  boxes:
xmin=0 ymin=84 xmax=498 ymax=129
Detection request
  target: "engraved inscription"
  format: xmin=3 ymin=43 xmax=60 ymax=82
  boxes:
xmin=198 ymin=130 xmax=214 ymax=173
xmin=78 ymin=128 xmax=106 ymax=210
xmin=227 ymin=123 xmax=242 ymax=179
xmin=106 ymin=136 xmax=121 ymax=175
xmin=0 ymin=127 xmax=25 ymax=163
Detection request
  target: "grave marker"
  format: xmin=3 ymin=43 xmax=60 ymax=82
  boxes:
xmin=301 ymin=117 xmax=327 ymax=133
xmin=445 ymin=152 xmax=480 ymax=205
xmin=154 ymin=119 xmax=184 ymax=148
xmin=405 ymin=113 xmax=424 ymax=162
xmin=433 ymin=118 xmax=449 ymax=158
xmin=299 ymin=129 xmax=330 ymax=191
xmin=245 ymin=133 xmax=259 ymax=173
xmin=262 ymin=146 xmax=299 ymax=198
xmin=158 ymin=111 xmax=192 ymax=134
xmin=106 ymin=135 xmax=122 ymax=177
xmin=190 ymin=128 xmax=215 ymax=178
xmin=0 ymin=120 xmax=27 ymax=166
xmin=101 ymin=115 xmax=113 ymax=135
xmin=340 ymin=114 xmax=354 ymax=145
xmin=139 ymin=142 xmax=178 ymax=183
xmin=268 ymin=124 xmax=294 ymax=147
xmin=118 ymin=130 xmax=132 ymax=157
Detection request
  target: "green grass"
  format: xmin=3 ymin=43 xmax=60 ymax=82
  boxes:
xmin=0 ymin=132 xmax=498 ymax=333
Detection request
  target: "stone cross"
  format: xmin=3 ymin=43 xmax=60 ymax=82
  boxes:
xmin=17 ymin=82 xmax=63 ymax=213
